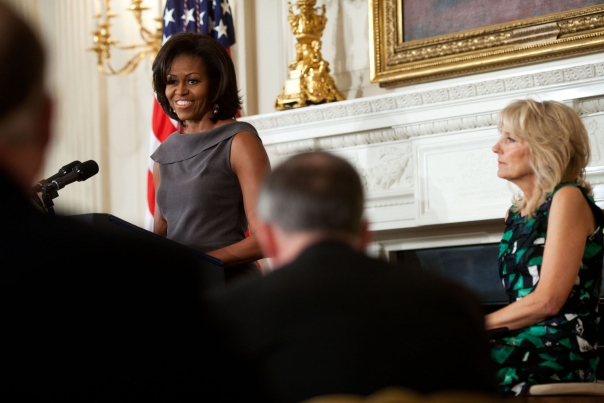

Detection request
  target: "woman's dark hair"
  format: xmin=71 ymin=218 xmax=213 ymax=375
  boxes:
xmin=152 ymin=32 xmax=242 ymax=124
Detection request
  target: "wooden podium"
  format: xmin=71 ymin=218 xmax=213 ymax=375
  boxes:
xmin=70 ymin=213 xmax=225 ymax=291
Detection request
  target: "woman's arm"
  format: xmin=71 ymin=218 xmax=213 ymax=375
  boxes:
xmin=152 ymin=162 xmax=168 ymax=237
xmin=205 ymin=131 xmax=271 ymax=267
xmin=485 ymin=186 xmax=595 ymax=330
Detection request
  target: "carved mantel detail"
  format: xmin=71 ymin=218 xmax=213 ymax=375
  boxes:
xmin=243 ymin=59 xmax=604 ymax=133
xmin=244 ymin=55 xmax=604 ymax=234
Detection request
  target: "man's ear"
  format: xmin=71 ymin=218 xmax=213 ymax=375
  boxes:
xmin=28 ymin=94 xmax=53 ymax=185
xmin=37 ymin=95 xmax=53 ymax=150
xmin=358 ymin=219 xmax=371 ymax=251
xmin=255 ymin=220 xmax=278 ymax=260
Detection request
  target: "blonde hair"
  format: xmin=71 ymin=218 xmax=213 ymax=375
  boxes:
xmin=497 ymin=99 xmax=591 ymax=217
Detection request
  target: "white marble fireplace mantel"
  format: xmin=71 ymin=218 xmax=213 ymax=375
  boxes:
xmin=240 ymin=53 xmax=604 ymax=260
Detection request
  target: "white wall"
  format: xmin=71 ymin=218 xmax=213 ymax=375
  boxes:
xmin=231 ymin=0 xmax=291 ymax=116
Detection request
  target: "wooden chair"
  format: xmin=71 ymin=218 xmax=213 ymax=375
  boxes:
xmin=527 ymin=380 xmax=604 ymax=396
xmin=301 ymin=387 xmax=506 ymax=403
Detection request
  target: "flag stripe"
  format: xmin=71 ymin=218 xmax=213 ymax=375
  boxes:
xmin=147 ymin=169 xmax=156 ymax=216
xmin=152 ymin=98 xmax=178 ymax=143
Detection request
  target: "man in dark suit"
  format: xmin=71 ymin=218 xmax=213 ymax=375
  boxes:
xmin=0 ymin=2 xmax=212 ymax=399
xmin=206 ymin=151 xmax=498 ymax=403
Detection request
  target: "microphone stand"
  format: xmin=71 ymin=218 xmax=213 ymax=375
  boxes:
xmin=40 ymin=186 xmax=58 ymax=215
xmin=32 ymin=160 xmax=98 ymax=214
xmin=30 ymin=191 xmax=46 ymax=212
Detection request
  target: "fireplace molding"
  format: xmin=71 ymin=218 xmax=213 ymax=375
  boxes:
xmin=243 ymin=56 xmax=604 ymax=133
xmin=240 ymin=54 xmax=604 ymax=258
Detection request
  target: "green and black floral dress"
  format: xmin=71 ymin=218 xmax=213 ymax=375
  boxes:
xmin=490 ymin=184 xmax=604 ymax=396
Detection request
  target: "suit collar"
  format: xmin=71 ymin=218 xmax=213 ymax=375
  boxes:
xmin=294 ymin=240 xmax=359 ymax=262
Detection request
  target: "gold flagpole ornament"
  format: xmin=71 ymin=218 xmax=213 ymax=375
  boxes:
xmin=275 ymin=0 xmax=345 ymax=110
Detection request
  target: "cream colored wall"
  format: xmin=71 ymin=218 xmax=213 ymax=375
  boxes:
xmin=6 ymin=0 xmax=159 ymax=226
xmin=8 ymin=0 xmax=386 ymax=227
xmin=231 ymin=0 xmax=388 ymax=116
xmin=231 ymin=0 xmax=291 ymax=116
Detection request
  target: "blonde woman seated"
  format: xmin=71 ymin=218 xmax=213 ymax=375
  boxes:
xmin=487 ymin=99 xmax=604 ymax=395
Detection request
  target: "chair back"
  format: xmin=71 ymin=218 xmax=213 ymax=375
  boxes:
xmin=301 ymin=387 xmax=506 ymax=403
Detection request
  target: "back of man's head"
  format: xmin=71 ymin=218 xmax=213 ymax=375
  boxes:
xmin=0 ymin=1 xmax=49 ymax=189
xmin=0 ymin=1 xmax=45 ymax=130
xmin=0 ymin=1 xmax=46 ymax=143
xmin=258 ymin=152 xmax=364 ymax=237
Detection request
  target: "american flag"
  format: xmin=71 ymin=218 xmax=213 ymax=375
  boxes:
xmin=146 ymin=0 xmax=236 ymax=230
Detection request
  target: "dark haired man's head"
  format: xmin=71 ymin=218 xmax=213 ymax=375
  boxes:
xmin=0 ymin=1 xmax=51 ymax=190
xmin=152 ymin=32 xmax=241 ymax=125
xmin=0 ymin=1 xmax=46 ymax=135
xmin=258 ymin=152 xmax=364 ymax=234
xmin=256 ymin=152 xmax=368 ymax=267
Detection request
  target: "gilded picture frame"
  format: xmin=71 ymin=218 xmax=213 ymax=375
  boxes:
xmin=369 ymin=1 xmax=604 ymax=88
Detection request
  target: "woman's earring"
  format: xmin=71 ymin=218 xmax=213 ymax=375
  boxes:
xmin=213 ymin=104 xmax=220 ymax=115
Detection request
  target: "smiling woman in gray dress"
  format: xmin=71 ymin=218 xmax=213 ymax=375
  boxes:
xmin=151 ymin=32 xmax=270 ymax=283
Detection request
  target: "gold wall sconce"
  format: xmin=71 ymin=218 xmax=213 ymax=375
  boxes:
xmin=90 ymin=0 xmax=162 ymax=76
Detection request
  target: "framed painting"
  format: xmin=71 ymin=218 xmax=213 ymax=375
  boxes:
xmin=369 ymin=0 xmax=604 ymax=88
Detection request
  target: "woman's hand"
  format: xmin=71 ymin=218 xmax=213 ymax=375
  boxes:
xmin=486 ymin=186 xmax=595 ymax=330
xmin=206 ymin=131 xmax=271 ymax=267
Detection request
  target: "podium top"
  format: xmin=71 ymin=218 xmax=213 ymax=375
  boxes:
xmin=106 ymin=214 xmax=223 ymax=266
xmin=69 ymin=213 xmax=225 ymax=291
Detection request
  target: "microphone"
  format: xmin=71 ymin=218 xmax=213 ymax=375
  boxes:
xmin=32 ymin=160 xmax=81 ymax=192
xmin=44 ymin=160 xmax=99 ymax=191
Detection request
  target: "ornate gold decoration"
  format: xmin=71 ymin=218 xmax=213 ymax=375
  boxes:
xmin=275 ymin=0 xmax=345 ymax=110
xmin=90 ymin=0 xmax=162 ymax=76
xmin=370 ymin=1 xmax=604 ymax=88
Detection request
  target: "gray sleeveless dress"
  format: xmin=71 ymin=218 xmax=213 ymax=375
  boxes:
xmin=151 ymin=121 xmax=261 ymax=282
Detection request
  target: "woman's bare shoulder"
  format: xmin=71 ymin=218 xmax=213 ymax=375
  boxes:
xmin=230 ymin=131 xmax=270 ymax=172
xmin=549 ymin=185 xmax=594 ymax=234
xmin=232 ymin=131 xmax=265 ymax=156
xmin=232 ymin=130 xmax=261 ymax=143
xmin=551 ymin=185 xmax=587 ymax=208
